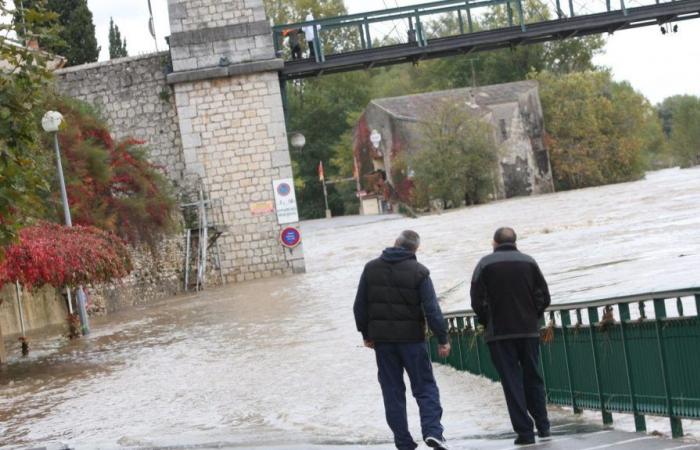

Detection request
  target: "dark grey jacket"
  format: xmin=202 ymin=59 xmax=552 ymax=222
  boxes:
xmin=470 ymin=243 xmax=550 ymax=342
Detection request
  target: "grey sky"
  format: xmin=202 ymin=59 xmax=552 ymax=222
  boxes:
xmin=90 ymin=0 xmax=700 ymax=104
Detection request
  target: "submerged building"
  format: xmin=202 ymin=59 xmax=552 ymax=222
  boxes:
xmin=353 ymin=80 xmax=555 ymax=212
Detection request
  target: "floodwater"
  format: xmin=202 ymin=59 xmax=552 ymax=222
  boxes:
xmin=1 ymin=167 xmax=699 ymax=449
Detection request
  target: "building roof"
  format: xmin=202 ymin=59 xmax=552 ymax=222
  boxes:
xmin=371 ymin=80 xmax=538 ymax=122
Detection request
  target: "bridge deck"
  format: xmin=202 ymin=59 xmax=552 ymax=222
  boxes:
xmin=279 ymin=0 xmax=700 ymax=80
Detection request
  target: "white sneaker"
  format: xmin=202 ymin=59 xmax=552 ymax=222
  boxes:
xmin=425 ymin=436 xmax=449 ymax=450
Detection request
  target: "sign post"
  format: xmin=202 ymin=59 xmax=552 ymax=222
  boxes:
xmin=273 ymin=178 xmax=299 ymax=224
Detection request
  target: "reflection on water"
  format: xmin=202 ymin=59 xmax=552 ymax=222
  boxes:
xmin=2 ymin=167 xmax=700 ymax=448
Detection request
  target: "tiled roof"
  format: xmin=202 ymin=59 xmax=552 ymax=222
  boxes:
xmin=371 ymin=80 xmax=538 ymax=121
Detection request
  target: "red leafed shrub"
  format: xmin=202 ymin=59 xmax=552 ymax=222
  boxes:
xmin=45 ymin=97 xmax=177 ymax=248
xmin=0 ymin=223 xmax=132 ymax=289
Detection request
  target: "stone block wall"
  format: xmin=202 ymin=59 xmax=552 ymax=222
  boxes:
xmin=55 ymin=53 xmax=186 ymax=184
xmin=173 ymin=73 xmax=304 ymax=281
xmin=168 ymin=0 xmax=274 ymax=72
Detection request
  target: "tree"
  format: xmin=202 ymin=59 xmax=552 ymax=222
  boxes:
xmin=108 ymin=17 xmax=128 ymax=59
xmin=658 ymin=95 xmax=700 ymax=167
xmin=408 ymin=101 xmax=500 ymax=208
xmin=0 ymin=0 xmax=57 ymax=250
xmin=535 ymin=71 xmax=655 ymax=190
xmin=14 ymin=0 xmax=100 ymax=66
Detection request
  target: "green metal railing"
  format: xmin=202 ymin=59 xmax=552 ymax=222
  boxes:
xmin=428 ymin=288 xmax=700 ymax=438
xmin=271 ymin=0 xmax=644 ymax=63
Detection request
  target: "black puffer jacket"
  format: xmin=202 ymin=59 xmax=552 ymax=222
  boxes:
xmin=354 ymin=247 xmax=448 ymax=344
xmin=470 ymin=243 xmax=550 ymax=342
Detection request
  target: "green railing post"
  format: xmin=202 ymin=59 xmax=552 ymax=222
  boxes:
xmin=465 ymin=2 xmax=474 ymax=33
xmin=695 ymin=294 xmax=700 ymax=314
xmin=456 ymin=317 xmax=465 ymax=370
xmin=507 ymin=1 xmax=514 ymax=27
xmin=358 ymin=24 xmax=366 ymax=49
xmin=273 ymin=31 xmax=281 ymax=57
xmin=618 ymin=303 xmax=646 ymax=432
xmin=470 ymin=316 xmax=483 ymax=375
xmin=620 ymin=0 xmax=628 ymax=15
xmin=457 ymin=9 xmax=465 ymax=34
xmin=587 ymin=307 xmax=613 ymax=425
xmin=568 ymin=0 xmax=575 ymax=17
xmin=560 ymin=310 xmax=581 ymax=413
xmin=653 ymin=299 xmax=683 ymax=438
xmin=556 ymin=0 xmax=563 ymax=18
xmin=364 ymin=19 xmax=372 ymax=49
xmin=415 ymin=12 xmax=426 ymax=47
xmin=516 ymin=0 xmax=526 ymax=31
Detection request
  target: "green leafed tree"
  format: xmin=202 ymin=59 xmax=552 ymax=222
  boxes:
xmin=108 ymin=17 xmax=128 ymax=59
xmin=408 ymin=101 xmax=500 ymax=209
xmin=534 ymin=70 xmax=659 ymax=190
xmin=0 ymin=0 xmax=57 ymax=250
xmin=658 ymin=95 xmax=700 ymax=167
xmin=14 ymin=0 xmax=100 ymax=65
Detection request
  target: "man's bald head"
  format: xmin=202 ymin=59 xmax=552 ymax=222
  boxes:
xmin=493 ymin=227 xmax=517 ymax=245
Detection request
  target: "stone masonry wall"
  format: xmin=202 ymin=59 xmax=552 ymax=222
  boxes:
xmin=173 ymin=73 xmax=304 ymax=281
xmin=168 ymin=0 xmax=273 ymax=73
xmin=55 ymin=53 xmax=186 ymax=184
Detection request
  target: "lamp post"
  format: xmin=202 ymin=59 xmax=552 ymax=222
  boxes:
xmin=41 ymin=111 xmax=90 ymax=336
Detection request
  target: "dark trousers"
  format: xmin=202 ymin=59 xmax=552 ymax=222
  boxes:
xmin=488 ymin=338 xmax=550 ymax=439
xmin=375 ymin=342 xmax=444 ymax=450
xmin=307 ymin=40 xmax=316 ymax=60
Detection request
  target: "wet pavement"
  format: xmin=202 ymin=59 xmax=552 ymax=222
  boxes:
xmin=1 ymin=167 xmax=700 ymax=449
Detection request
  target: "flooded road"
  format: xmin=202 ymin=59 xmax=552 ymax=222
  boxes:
xmin=1 ymin=167 xmax=699 ymax=448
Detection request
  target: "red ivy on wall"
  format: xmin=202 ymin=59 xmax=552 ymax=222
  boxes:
xmin=0 ymin=223 xmax=132 ymax=289
xmin=49 ymin=99 xmax=176 ymax=248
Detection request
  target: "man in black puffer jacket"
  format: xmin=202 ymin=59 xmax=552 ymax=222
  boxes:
xmin=354 ymin=230 xmax=450 ymax=450
xmin=470 ymin=227 xmax=551 ymax=446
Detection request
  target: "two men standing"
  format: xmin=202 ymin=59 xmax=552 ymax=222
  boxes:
xmin=355 ymin=227 xmax=551 ymax=448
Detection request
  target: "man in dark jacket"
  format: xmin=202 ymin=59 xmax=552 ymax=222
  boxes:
xmin=470 ymin=227 xmax=551 ymax=445
xmin=354 ymin=230 xmax=450 ymax=450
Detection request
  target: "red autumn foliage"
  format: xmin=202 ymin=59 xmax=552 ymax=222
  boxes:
xmin=0 ymin=223 xmax=132 ymax=289
xmin=47 ymin=98 xmax=176 ymax=247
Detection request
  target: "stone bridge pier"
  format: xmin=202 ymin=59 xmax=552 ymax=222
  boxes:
xmin=166 ymin=0 xmax=304 ymax=280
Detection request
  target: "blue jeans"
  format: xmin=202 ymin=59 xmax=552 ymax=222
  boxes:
xmin=375 ymin=342 xmax=444 ymax=449
xmin=488 ymin=338 xmax=550 ymax=439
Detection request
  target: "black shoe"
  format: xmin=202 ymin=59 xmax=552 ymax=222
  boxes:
xmin=425 ymin=436 xmax=450 ymax=449
xmin=514 ymin=435 xmax=536 ymax=445
xmin=538 ymin=429 xmax=551 ymax=440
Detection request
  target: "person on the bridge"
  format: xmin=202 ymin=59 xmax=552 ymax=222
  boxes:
xmin=302 ymin=13 xmax=318 ymax=60
xmin=470 ymin=227 xmax=551 ymax=446
xmin=354 ymin=230 xmax=451 ymax=450
xmin=282 ymin=28 xmax=303 ymax=60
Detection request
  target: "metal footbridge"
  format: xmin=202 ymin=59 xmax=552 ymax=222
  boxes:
xmin=272 ymin=0 xmax=700 ymax=80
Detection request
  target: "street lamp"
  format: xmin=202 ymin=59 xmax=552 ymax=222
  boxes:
xmin=290 ymin=132 xmax=306 ymax=152
xmin=42 ymin=111 xmax=90 ymax=335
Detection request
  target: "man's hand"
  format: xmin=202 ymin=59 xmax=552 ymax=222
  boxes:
xmin=438 ymin=342 xmax=451 ymax=358
xmin=363 ymin=339 xmax=375 ymax=349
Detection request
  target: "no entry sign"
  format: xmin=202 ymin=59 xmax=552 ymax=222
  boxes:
xmin=280 ymin=226 xmax=302 ymax=248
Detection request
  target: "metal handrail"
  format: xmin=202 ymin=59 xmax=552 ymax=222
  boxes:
xmin=443 ymin=287 xmax=700 ymax=319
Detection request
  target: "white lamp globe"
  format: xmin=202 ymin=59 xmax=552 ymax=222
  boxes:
xmin=41 ymin=111 xmax=64 ymax=132
xmin=290 ymin=132 xmax=306 ymax=150
xmin=370 ymin=129 xmax=381 ymax=148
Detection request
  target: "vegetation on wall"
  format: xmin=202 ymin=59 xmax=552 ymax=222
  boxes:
xmin=0 ymin=223 xmax=132 ymax=288
xmin=44 ymin=97 xmax=178 ymax=248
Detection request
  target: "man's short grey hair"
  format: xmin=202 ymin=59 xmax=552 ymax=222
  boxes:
xmin=396 ymin=230 xmax=420 ymax=253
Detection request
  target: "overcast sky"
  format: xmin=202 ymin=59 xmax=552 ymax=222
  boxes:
xmin=89 ymin=0 xmax=699 ymax=104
